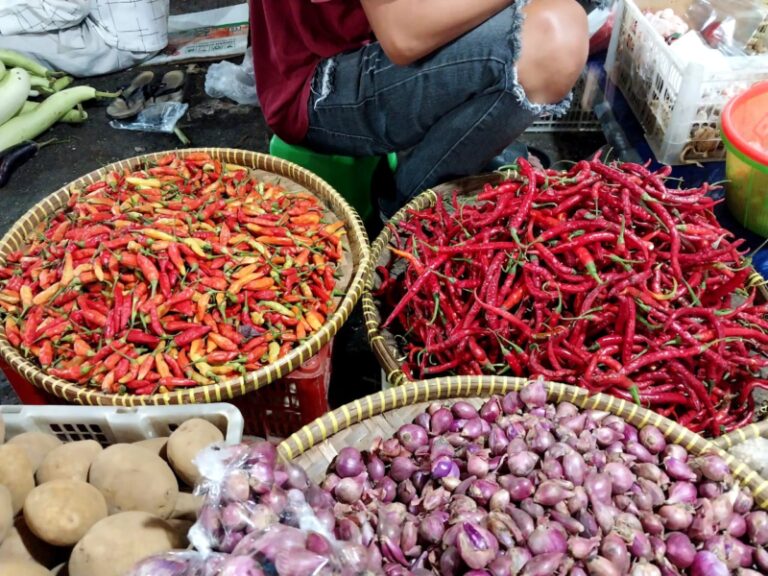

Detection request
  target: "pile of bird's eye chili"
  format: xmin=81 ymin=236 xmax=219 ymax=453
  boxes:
xmin=0 ymin=152 xmax=346 ymax=395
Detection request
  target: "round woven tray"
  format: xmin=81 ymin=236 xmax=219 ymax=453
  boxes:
xmin=277 ymin=376 xmax=768 ymax=510
xmin=0 ymin=148 xmax=370 ymax=406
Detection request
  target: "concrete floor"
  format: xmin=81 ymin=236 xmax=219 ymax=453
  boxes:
xmin=0 ymin=3 xmax=605 ymax=408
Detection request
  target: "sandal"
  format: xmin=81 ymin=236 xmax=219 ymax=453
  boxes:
xmin=106 ymin=70 xmax=155 ymax=120
xmin=147 ymin=70 xmax=187 ymax=105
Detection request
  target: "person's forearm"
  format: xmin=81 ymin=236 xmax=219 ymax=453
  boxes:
xmin=360 ymin=0 xmax=511 ymax=66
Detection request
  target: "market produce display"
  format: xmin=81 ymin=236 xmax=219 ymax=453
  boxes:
xmin=373 ymin=158 xmax=768 ymax=435
xmin=0 ymin=414 xmax=219 ymax=576
xmin=132 ymin=381 xmax=768 ymax=576
xmin=0 ymin=152 xmax=347 ymax=395
xmin=0 ymin=49 xmax=110 ymax=187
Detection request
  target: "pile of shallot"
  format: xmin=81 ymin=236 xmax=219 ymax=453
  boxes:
xmin=131 ymin=381 xmax=768 ymax=576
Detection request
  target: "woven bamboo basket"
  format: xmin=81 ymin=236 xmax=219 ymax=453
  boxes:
xmin=362 ymin=173 xmax=768 ymax=432
xmin=0 ymin=148 xmax=370 ymax=406
xmin=277 ymin=376 xmax=768 ymax=510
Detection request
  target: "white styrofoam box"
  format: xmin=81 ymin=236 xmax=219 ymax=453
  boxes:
xmin=605 ymin=0 xmax=768 ymax=164
xmin=0 ymin=403 xmax=244 ymax=446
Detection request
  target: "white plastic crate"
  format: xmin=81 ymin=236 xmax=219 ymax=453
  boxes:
xmin=605 ymin=0 xmax=768 ymax=164
xmin=0 ymin=403 xmax=244 ymax=445
xmin=527 ymin=69 xmax=602 ymax=133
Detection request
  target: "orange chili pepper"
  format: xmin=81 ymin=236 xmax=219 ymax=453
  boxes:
xmin=189 ymin=338 xmax=204 ymax=361
xmin=38 ymin=340 xmax=53 ymax=366
xmin=177 ymin=348 xmax=190 ymax=371
xmin=60 ymin=252 xmax=74 ymax=286
xmin=73 ymin=337 xmax=93 ymax=357
xmin=98 ymin=370 xmax=114 ymax=391
xmin=227 ymin=273 xmax=261 ymax=295
xmin=256 ymin=236 xmax=294 ymax=247
xmin=294 ymin=249 xmax=310 ymax=267
xmin=32 ymin=283 xmax=60 ymax=306
xmin=19 ymin=285 xmax=32 ymax=309
xmin=93 ymin=259 xmax=105 ymax=283
xmin=290 ymin=213 xmax=321 ymax=226
xmin=155 ymin=352 xmax=171 ymax=379
xmin=101 ymin=353 xmax=120 ymax=373
xmin=305 ymin=310 xmax=324 ymax=332
xmin=137 ymin=354 xmax=154 ymax=381
xmin=232 ymin=264 xmax=259 ymax=280
xmin=245 ymin=278 xmax=274 ymax=291
xmin=196 ymin=293 xmax=210 ymax=323
xmin=50 ymin=221 xmax=70 ymax=242
xmin=323 ymin=220 xmax=345 ymax=235
xmin=78 ymin=271 xmax=98 ymax=285
xmin=208 ymin=332 xmax=238 ymax=352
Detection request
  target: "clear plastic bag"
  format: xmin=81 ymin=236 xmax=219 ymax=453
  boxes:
xmin=205 ymin=51 xmax=260 ymax=106
xmin=110 ymin=102 xmax=189 ymax=134
xmin=129 ymin=551 xmax=227 ymax=576
xmin=687 ymin=0 xmax=768 ymax=55
xmin=129 ymin=441 xmax=384 ymax=576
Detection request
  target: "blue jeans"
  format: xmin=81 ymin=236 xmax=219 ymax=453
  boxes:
xmin=303 ymin=3 xmax=570 ymax=217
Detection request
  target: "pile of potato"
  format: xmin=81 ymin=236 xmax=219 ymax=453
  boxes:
xmin=0 ymin=416 xmax=226 ymax=576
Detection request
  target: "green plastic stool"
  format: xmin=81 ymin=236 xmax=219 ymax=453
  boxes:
xmin=269 ymin=135 xmax=397 ymax=221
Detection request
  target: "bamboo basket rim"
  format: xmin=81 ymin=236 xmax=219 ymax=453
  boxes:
xmin=713 ymin=419 xmax=768 ymax=450
xmin=277 ymin=376 xmax=768 ymax=510
xmin=0 ymin=148 xmax=371 ymax=406
xmin=362 ymin=172 xmax=768 ymax=442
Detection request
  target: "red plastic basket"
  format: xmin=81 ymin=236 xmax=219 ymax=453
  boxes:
xmin=230 ymin=342 xmax=333 ymax=439
xmin=0 ymin=357 xmax=62 ymax=405
xmin=0 ymin=343 xmax=334 ymax=440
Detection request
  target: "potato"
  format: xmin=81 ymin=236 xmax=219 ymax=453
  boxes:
xmin=68 ymin=512 xmax=184 ymax=576
xmin=0 ymin=486 xmax=11 ymax=544
xmin=0 ymin=444 xmax=34 ymax=514
xmin=166 ymin=419 xmax=223 ymax=486
xmin=24 ymin=480 xmax=107 ymax=547
xmin=7 ymin=433 xmax=62 ymax=471
xmin=133 ymin=437 xmax=168 ymax=459
xmin=88 ymin=444 xmax=178 ymax=518
xmin=0 ymin=559 xmax=51 ymax=576
xmin=0 ymin=520 xmax=67 ymax=568
xmin=36 ymin=441 xmax=102 ymax=485
xmin=170 ymin=492 xmax=203 ymax=521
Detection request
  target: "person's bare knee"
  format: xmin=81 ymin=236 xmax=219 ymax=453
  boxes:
xmin=516 ymin=0 xmax=589 ymax=105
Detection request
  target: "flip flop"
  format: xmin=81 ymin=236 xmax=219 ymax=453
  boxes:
xmin=106 ymin=70 xmax=155 ymax=120
xmin=147 ymin=70 xmax=187 ymax=105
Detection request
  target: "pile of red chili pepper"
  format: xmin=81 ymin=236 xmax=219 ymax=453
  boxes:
xmin=375 ymin=157 xmax=768 ymax=435
xmin=0 ymin=152 xmax=346 ymax=395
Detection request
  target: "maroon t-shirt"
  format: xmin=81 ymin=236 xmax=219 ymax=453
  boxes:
xmin=250 ymin=0 xmax=373 ymax=143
